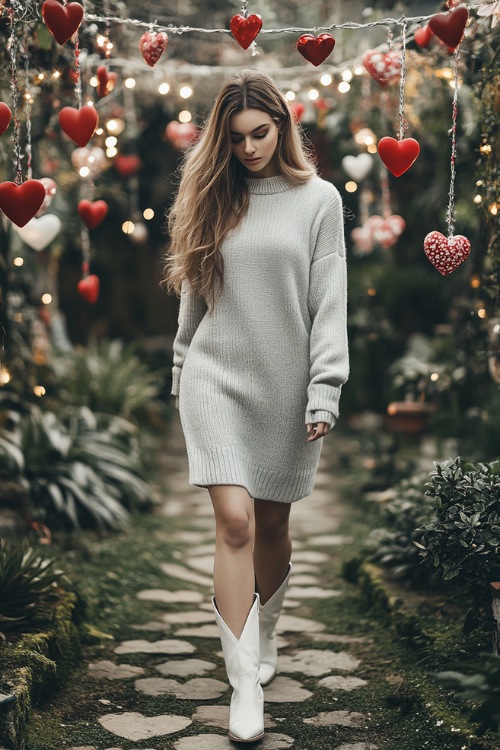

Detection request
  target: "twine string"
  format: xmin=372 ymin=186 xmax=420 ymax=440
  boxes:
xmin=446 ymin=46 xmax=460 ymax=238
xmin=9 ymin=1 xmax=23 ymax=185
xmin=398 ymin=18 xmax=407 ymax=141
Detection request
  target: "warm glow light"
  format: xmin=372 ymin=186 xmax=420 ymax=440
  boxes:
xmin=159 ymin=82 xmax=170 ymax=95
xmin=476 ymin=180 xmax=483 ymax=186
xmin=474 ymin=194 xmax=482 ymax=204
xmin=34 ymin=385 xmax=46 ymax=397
xmin=354 ymin=128 xmax=376 ymax=146
xmin=143 ymin=208 xmax=154 ymax=220
xmin=345 ymin=181 xmax=358 ymax=193
xmin=354 ymin=66 xmax=364 ymax=76
xmin=105 ymin=136 xmax=117 ymax=147
xmin=90 ymin=76 xmax=98 ymax=87
xmin=37 ymin=73 xmax=45 ymax=81
xmin=480 ymin=143 xmax=492 ymax=155
xmin=106 ymin=147 xmax=118 ymax=158
xmin=41 ymin=293 xmax=52 ymax=305
xmin=489 ymin=203 xmax=498 ymax=216
xmin=13 ymin=257 xmax=24 ymax=267
xmin=308 ymin=88 xmax=319 ymax=101
xmin=179 ymin=85 xmax=193 ymax=99
xmin=0 ymin=368 xmax=11 ymax=385
xmin=470 ymin=275 xmax=481 ymax=289
xmin=430 ymin=372 xmax=439 ymax=382
xmin=107 ymin=119 xmax=118 ymax=132
xmin=106 ymin=42 xmax=113 ymax=51
xmin=79 ymin=166 xmax=90 ymax=177
xmin=436 ymin=67 xmax=453 ymax=80
xmin=96 ymin=127 xmax=104 ymax=135
xmin=178 ymin=109 xmax=192 ymax=123
xmin=387 ymin=403 xmax=397 ymax=416
xmin=320 ymin=73 xmax=332 ymax=86
xmin=124 ymin=77 xmax=136 ymax=89
xmin=122 ymin=220 xmax=135 ymax=234
xmin=97 ymin=34 xmax=107 ymax=47
xmin=285 ymin=90 xmax=296 ymax=101
xmin=477 ymin=308 xmax=487 ymax=319
xmin=367 ymin=288 xmax=377 ymax=296
xmin=338 ymin=81 xmax=350 ymax=93
xmin=367 ymin=143 xmax=377 ymax=154
xmin=342 ymin=70 xmax=353 ymax=82
xmin=52 ymin=70 xmax=61 ymax=78
xmin=105 ymin=118 xmax=124 ymax=135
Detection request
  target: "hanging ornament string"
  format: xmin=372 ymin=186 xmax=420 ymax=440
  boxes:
xmin=23 ymin=29 xmax=33 ymax=180
xmin=74 ymin=28 xmax=83 ymax=109
xmin=241 ymin=0 xmax=259 ymax=57
xmin=398 ymin=19 xmax=407 ymax=141
xmin=8 ymin=0 xmax=22 ymax=185
xmin=446 ymin=46 xmax=460 ymax=239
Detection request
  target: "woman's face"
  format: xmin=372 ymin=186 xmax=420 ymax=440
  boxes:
xmin=229 ymin=108 xmax=280 ymax=178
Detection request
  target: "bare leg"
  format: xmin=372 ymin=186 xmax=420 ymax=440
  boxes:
xmin=208 ymin=484 xmax=255 ymax=638
xmin=253 ymin=498 xmax=292 ymax=605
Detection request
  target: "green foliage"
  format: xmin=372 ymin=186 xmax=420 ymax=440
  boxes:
xmin=53 ymin=339 xmax=168 ymax=423
xmin=365 ymin=471 xmax=436 ymax=583
xmin=436 ymin=654 xmax=500 ymax=735
xmin=0 ymin=403 xmax=152 ymax=532
xmin=0 ymin=538 xmax=68 ymax=639
xmin=416 ymin=458 xmax=500 ymax=586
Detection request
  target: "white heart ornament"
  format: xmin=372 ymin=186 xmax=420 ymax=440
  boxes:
xmin=14 ymin=214 xmax=62 ymax=251
xmin=342 ymin=153 xmax=373 ymax=182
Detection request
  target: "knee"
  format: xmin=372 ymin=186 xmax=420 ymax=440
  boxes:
xmin=216 ymin=512 xmax=253 ymax=550
xmin=255 ymin=514 xmax=290 ymax=544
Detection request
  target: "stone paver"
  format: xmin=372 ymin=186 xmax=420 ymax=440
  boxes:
xmin=276 ymin=614 xmax=326 ymax=633
xmin=192 ymin=705 xmax=277 ymax=729
xmin=87 ymin=661 xmax=146 ymax=679
xmin=162 ymin=610 xmax=214 ymax=624
xmin=135 ymin=677 xmax=228 ymax=699
xmin=263 ymin=676 xmax=313 ymax=702
xmin=318 ymin=675 xmax=368 ymax=692
xmin=156 ymin=658 xmax=216 ymax=677
xmin=137 ymin=589 xmax=204 ymax=604
xmin=278 ymin=649 xmax=361 ymax=676
xmin=287 ymin=585 xmax=342 ymax=599
xmin=174 ymin=732 xmax=295 ymax=749
xmin=159 ymin=562 xmax=213 ymax=588
xmin=97 ymin=712 xmax=191 ymax=740
xmin=174 ymin=624 xmax=220 ymax=638
xmin=303 ymin=710 xmax=368 ymax=727
xmin=114 ymin=639 xmax=195 ymax=655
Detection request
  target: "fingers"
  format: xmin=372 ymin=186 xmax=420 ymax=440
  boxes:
xmin=306 ymin=422 xmax=329 ymax=442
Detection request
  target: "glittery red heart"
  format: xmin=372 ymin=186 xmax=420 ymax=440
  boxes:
xmin=362 ymin=49 xmax=401 ymax=87
xmin=77 ymin=274 xmax=100 ymax=304
xmin=114 ymin=155 xmax=142 ymax=177
xmin=41 ymin=0 xmax=84 ymax=45
xmin=0 ymin=102 xmax=11 ymax=136
xmin=96 ymin=66 xmax=117 ymax=98
xmin=78 ymin=199 xmax=109 ymax=230
xmin=230 ymin=14 xmax=263 ymax=50
xmin=139 ymin=31 xmax=169 ymax=67
xmin=59 ymin=105 xmax=99 ymax=147
xmin=414 ymin=25 xmax=434 ymax=48
xmin=423 ymin=231 xmax=471 ymax=275
xmin=377 ymin=137 xmax=420 ymax=177
xmin=296 ymin=33 xmax=336 ymax=66
xmin=428 ymin=6 xmax=468 ymax=50
xmin=0 ymin=180 xmax=46 ymax=227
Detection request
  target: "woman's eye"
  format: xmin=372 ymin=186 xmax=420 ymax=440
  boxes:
xmin=255 ymin=133 xmax=267 ymax=139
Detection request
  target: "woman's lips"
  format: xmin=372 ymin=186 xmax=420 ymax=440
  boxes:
xmin=245 ymin=157 xmax=261 ymax=163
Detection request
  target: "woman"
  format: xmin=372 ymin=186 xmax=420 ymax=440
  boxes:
xmin=162 ymin=69 xmax=349 ymax=743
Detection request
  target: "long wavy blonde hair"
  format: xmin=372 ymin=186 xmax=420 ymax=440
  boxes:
xmin=162 ymin=69 xmax=317 ymax=312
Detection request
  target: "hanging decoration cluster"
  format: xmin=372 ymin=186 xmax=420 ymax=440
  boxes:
xmin=0 ymin=0 xmax=477 ymax=299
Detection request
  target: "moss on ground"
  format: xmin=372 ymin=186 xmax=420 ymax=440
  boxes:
xmin=20 ymin=427 xmax=500 ymax=750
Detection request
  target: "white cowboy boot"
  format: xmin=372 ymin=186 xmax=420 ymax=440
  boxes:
xmin=212 ymin=593 xmax=265 ymax=743
xmin=259 ymin=562 xmax=292 ymax=686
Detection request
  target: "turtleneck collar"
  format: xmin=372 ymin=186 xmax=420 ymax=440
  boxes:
xmin=244 ymin=174 xmax=294 ymax=195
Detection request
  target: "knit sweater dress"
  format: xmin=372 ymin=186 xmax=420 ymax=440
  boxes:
xmin=170 ymin=173 xmax=349 ymax=503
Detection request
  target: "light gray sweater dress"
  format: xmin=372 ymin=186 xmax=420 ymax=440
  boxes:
xmin=170 ymin=173 xmax=349 ymax=503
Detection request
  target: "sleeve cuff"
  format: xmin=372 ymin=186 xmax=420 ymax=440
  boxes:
xmin=305 ymin=409 xmax=336 ymax=428
xmin=171 ymin=366 xmax=181 ymax=397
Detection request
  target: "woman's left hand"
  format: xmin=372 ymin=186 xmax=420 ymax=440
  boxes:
xmin=306 ymin=422 xmax=330 ymax=442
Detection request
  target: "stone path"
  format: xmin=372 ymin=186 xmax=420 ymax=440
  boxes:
xmin=54 ymin=415 xmax=378 ymax=750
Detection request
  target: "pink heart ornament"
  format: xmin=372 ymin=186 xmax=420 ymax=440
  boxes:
xmin=423 ymin=231 xmax=471 ymax=275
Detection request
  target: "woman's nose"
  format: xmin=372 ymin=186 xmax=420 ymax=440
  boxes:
xmin=244 ymin=139 xmax=256 ymax=154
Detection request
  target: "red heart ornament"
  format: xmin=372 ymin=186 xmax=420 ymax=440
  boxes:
xmin=114 ymin=154 xmax=142 ymax=177
xmin=428 ymin=6 xmax=468 ymax=50
xmin=230 ymin=14 xmax=263 ymax=50
xmin=289 ymin=102 xmax=305 ymax=123
xmin=41 ymin=0 xmax=84 ymax=45
xmin=165 ymin=121 xmax=199 ymax=150
xmin=77 ymin=274 xmax=100 ymax=304
xmin=78 ymin=199 xmax=109 ymax=230
xmin=423 ymin=231 xmax=471 ymax=275
xmin=0 ymin=102 xmax=12 ymax=136
xmin=414 ymin=25 xmax=434 ymax=48
xmin=59 ymin=105 xmax=98 ymax=147
xmin=296 ymin=33 xmax=336 ymax=66
xmin=139 ymin=31 xmax=169 ymax=67
xmin=96 ymin=66 xmax=117 ymax=98
xmin=0 ymin=180 xmax=46 ymax=227
xmin=377 ymin=137 xmax=420 ymax=177
xmin=362 ymin=49 xmax=401 ymax=86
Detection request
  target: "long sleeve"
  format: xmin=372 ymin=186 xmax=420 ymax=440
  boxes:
xmin=305 ymin=189 xmax=349 ymax=428
xmin=171 ymin=277 xmax=208 ymax=399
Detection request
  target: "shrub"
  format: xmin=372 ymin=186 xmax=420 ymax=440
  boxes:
xmin=0 ymin=537 xmax=68 ymax=640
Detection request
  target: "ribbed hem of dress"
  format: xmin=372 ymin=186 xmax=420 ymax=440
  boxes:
xmin=187 ymin=445 xmax=318 ymax=503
